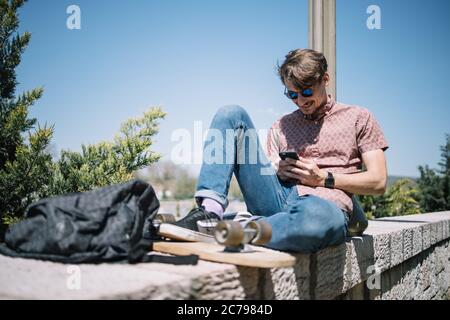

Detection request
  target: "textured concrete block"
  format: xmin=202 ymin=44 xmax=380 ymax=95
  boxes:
xmin=380 ymin=271 xmax=391 ymax=300
xmin=443 ymin=220 xmax=449 ymax=239
xmin=433 ymin=272 xmax=447 ymax=300
xmin=390 ymin=230 xmax=404 ymax=267
xmin=347 ymin=236 xmax=376 ymax=286
xmin=342 ymin=244 xmax=360 ymax=292
xmin=434 ymin=247 xmax=445 ymax=275
xmin=0 ymin=255 xmax=193 ymax=299
xmin=291 ymin=253 xmax=310 ymax=276
xmin=262 ymin=253 xmax=309 ymax=300
xmin=373 ymin=234 xmax=391 ymax=273
xmin=412 ymin=226 xmax=423 ymax=257
xmin=292 ymin=253 xmax=311 ymax=300
xmin=416 ymin=256 xmax=431 ymax=296
xmin=403 ymin=228 xmax=414 ymax=260
xmin=436 ymin=222 xmax=443 ymax=243
xmin=314 ymin=244 xmax=347 ymax=299
xmin=263 ymin=267 xmax=299 ymax=300
xmin=423 ymin=224 xmax=431 ymax=250
xmin=430 ymin=223 xmax=438 ymax=245
xmin=381 ymin=264 xmax=405 ymax=300
xmin=401 ymin=257 xmax=419 ymax=300
xmin=418 ymin=287 xmax=435 ymax=300
xmin=447 ymin=220 xmax=450 ymax=238
xmin=390 ymin=264 xmax=403 ymax=288
xmin=235 ymin=267 xmax=260 ymax=299
xmin=195 ymin=269 xmax=246 ymax=300
xmin=436 ymin=261 xmax=450 ymax=298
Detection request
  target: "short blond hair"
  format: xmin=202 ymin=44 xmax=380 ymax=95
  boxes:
xmin=278 ymin=49 xmax=328 ymax=89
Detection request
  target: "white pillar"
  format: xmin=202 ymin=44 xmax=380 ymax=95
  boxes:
xmin=308 ymin=0 xmax=336 ymax=99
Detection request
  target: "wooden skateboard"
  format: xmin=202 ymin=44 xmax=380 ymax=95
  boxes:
xmin=152 ymin=213 xmax=296 ymax=268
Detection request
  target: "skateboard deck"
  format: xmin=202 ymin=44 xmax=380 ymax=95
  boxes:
xmin=153 ymin=214 xmax=295 ymax=268
xmin=152 ymin=241 xmax=296 ymax=268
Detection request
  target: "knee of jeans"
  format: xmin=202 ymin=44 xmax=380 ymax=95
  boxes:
xmin=275 ymin=218 xmax=328 ymax=253
xmin=215 ymin=105 xmax=249 ymax=122
xmin=295 ymin=217 xmax=345 ymax=253
xmin=296 ymin=216 xmax=330 ymax=242
xmin=289 ymin=198 xmax=346 ymax=242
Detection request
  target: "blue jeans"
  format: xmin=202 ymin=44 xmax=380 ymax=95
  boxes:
xmin=195 ymin=105 xmax=348 ymax=253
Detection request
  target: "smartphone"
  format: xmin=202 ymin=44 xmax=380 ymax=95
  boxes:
xmin=279 ymin=151 xmax=299 ymax=160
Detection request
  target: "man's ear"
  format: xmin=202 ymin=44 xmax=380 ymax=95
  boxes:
xmin=323 ymin=73 xmax=330 ymax=86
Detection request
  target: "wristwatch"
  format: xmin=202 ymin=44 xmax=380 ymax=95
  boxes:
xmin=324 ymin=172 xmax=335 ymax=189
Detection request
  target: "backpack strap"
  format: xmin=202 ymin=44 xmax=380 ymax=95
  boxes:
xmin=128 ymin=239 xmax=199 ymax=265
xmin=140 ymin=252 xmax=199 ymax=265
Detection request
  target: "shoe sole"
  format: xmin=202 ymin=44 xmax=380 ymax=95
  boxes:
xmin=158 ymin=223 xmax=216 ymax=243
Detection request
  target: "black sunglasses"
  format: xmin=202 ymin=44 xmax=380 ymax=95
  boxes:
xmin=284 ymin=87 xmax=314 ymax=99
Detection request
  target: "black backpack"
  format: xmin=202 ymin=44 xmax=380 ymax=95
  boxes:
xmin=0 ymin=179 xmax=197 ymax=265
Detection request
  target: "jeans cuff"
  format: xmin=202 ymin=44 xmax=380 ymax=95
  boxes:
xmin=194 ymin=189 xmax=229 ymax=209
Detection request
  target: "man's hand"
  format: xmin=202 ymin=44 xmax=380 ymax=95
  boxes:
xmin=277 ymin=157 xmax=327 ymax=187
xmin=277 ymin=149 xmax=387 ymax=195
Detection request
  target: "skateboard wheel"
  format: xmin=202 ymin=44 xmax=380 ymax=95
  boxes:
xmin=155 ymin=213 xmax=176 ymax=223
xmin=247 ymin=221 xmax=272 ymax=245
xmin=214 ymin=221 xmax=244 ymax=246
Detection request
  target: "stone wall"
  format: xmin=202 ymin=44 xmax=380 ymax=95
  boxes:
xmin=340 ymin=239 xmax=450 ymax=300
xmin=1 ymin=211 xmax=449 ymax=300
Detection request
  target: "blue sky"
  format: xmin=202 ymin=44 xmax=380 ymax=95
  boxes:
xmin=15 ymin=0 xmax=450 ymax=177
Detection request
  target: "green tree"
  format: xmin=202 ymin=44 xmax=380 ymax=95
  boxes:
xmin=416 ymin=165 xmax=445 ymax=213
xmin=0 ymin=0 xmax=54 ymax=224
xmin=416 ymin=134 xmax=450 ymax=212
xmin=358 ymin=194 xmax=384 ymax=220
xmin=0 ymin=1 xmax=166 ymax=238
xmin=438 ymin=134 xmax=450 ymax=207
xmin=49 ymin=108 xmax=166 ymax=195
xmin=358 ymin=179 xmax=420 ymax=218
xmin=383 ymin=179 xmax=421 ymax=217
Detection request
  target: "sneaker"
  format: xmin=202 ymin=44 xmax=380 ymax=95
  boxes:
xmin=223 ymin=211 xmax=256 ymax=223
xmin=171 ymin=206 xmax=220 ymax=233
xmin=156 ymin=207 xmax=219 ymax=243
xmin=197 ymin=211 xmax=261 ymax=234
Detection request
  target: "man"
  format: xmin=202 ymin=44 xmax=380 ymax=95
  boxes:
xmin=169 ymin=48 xmax=388 ymax=253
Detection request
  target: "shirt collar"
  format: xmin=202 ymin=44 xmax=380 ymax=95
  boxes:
xmin=301 ymin=95 xmax=335 ymax=121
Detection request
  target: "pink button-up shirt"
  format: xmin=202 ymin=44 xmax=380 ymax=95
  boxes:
xmin=266 ymin=96 xmax=388 ymax=213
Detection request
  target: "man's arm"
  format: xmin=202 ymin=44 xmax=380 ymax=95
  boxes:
xmin=280 ymin=149 xmax=387 ymax=195
xmin=332 ymin=149 xmax=387 ymax=195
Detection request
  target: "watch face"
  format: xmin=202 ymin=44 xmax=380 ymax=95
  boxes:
xmin=326 ymin=172 xmax=334 ymax=188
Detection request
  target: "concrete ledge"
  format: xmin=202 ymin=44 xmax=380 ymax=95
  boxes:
xmin=1 ymin=211 xmax=449 ymax=300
